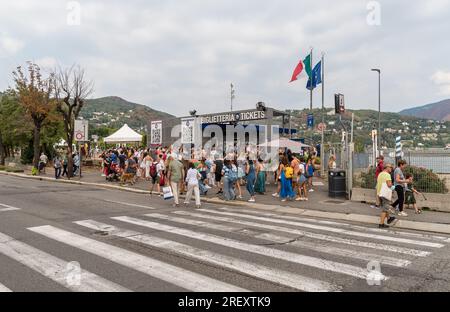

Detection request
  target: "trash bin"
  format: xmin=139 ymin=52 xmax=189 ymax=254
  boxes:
xmin=328 ymin=169 xmax=346 ymax=198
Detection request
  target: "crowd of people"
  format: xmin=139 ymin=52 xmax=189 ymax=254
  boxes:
xmin=97 ymin=145 xmax=324 ymax=208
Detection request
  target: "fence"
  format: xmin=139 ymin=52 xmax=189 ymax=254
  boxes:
xmin=352 ymin=151 xmax=450 ymax=194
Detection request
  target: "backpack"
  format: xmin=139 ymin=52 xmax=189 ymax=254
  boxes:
xmin=150 ymin=162 xmax=158 ymax=178
xmin=285 ymin=166 xmax=294 ymax=179
xmin=227 ymin=167 xmax=238 ymax=183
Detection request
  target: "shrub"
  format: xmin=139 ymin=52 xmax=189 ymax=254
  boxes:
xmin=0 ymin=165 xmax=5 ymax=171
xmin=5 ymin=168 xmax=24 ymax=173
xmin=359 ymin=166 xmax=448 ymax=194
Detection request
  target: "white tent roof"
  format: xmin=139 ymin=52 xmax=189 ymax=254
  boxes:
xmin=104 ymin=124 xmax=142 ymax=143
xmin=259 ymin=137 xmax=309 ymax=153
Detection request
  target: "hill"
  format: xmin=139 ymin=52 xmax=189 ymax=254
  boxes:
xmin=80 ymin=96 xmax=174 ymax=132
xmin=399 ymin=99 xmax=450 ymax=121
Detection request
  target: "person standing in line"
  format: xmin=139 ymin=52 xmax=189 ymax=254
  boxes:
xmin=53 ymin=155 xmax=62 ymax=179
xmin=245 ymin=158 xmax=256 ymax=202
xmin=73 ymin=153 xmax=80 ymax=176
xmin=328 ymin=155 xmax=337 ymax=171
xmin=222 ymin=159 xmax=237 ymax=201
xmin=272 ymin=153 xmax=283 ymax=198
xmin=62 ymin=154 xmax=68 ymax=177
xmin=376 ymin=163 xmax=398 ymax=228
xmin=184 ymin=162 xmax=202 ymax=208
xmin=235 ymin=158 xmax=245 ymax=199
xmin=290 ymin=154 xmax=300 ymax=199
xmin=279 ymin=156 xmax=295 ymax=202
xmin=214 ymin=154 xmax=224 ymax=195
xmin=296 ymin=156 xmax=308 ymax=201
xmin=391 ymin=160 xmax=411 ymax=217
xmin=39 ymin=152 xmax=48 ymax=174
xmin=167 ymin=155 xmax=184 ymax=207
xmin=254 ymin=158 xmax=266 ymax=195
xmin=306 ymin=157 xmax=314 ymax=192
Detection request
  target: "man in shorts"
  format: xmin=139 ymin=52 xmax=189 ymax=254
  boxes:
xmin=376 ymin=163 xmax=398 ymax=228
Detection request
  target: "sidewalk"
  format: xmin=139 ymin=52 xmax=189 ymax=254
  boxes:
xmin=2 ymin=167 xmax=450 ymax=234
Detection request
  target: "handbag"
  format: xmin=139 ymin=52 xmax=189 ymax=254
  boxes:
xmin=162 ymin=186 xmax=174 ymax=200
xmin=379 ymin=182 xmax=393 ymax=201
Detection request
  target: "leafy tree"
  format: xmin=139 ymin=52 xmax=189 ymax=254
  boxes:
xmin=12 ymin=62 xmax=56 ymax=170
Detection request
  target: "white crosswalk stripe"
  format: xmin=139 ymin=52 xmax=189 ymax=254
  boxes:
xmin=0 ymin=203 xmax=21 ymax=212
xmin=0 ymin=231 xmax=129 ymax=292
xmin=217 ymin=207 xmax=450 ymax=243
xmin=0 ymin=283 xmax=12 ymax=292
xmin=171 ymin=210 xmax=431 ymax=257
xmin=196 ymin=209 xmax=444 ymax=248
xmin=102 ymin=200 xmax=156 ymax=210
xmin=28 ymin=225 xmax=248 ymax=292
xmin=74 ymin=219 xmax=340 ymax=292
xmin=112 ymin=215 xmax=387 ymax=281
xmin=145 ymin=212 xmax=411 ymax=268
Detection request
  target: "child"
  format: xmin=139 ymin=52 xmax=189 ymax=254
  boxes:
xmin=404 ymin=173 xmax=422 ymax=214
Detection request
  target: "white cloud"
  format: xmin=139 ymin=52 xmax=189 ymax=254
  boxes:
xmin=431 ymin=70 xmax=450 ymax=96
xmin=0 ymin=33 xmax=24 ymax=57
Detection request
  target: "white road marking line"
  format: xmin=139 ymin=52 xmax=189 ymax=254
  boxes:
xmin=218 ymin=207 xmax=450 ymax=243
xmin=28 ymin=225 xmax=247 ymax=292
xmin=114 ymin=216 xmax=387 ymax=281
xmin=0 ymin=231 xmax=129 ymax=292
xmin=172 ymin=211 xmax=431 ymax=257
xmin=198 ymin=209 xmax=444 ymax=248
xmin=0 ymin=203 xmax=21 ymax=212
xmin=102 ymin=200 xmax=155 ymax=210
xmin=146 ymin=213 xmax=410 ymax=268
xmin=75 ymin=220 xmax=340 ymax=292
xmin=0 ymin=283 xmax=12 ymax=292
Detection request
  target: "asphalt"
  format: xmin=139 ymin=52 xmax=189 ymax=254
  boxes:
xmin=1 ymin=174 xmax=450 ymax=292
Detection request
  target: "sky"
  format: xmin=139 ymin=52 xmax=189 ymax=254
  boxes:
xmin=1 ymin=0 xmax=450 ymax=117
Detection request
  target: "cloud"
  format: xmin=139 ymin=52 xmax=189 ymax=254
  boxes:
xmin=0 ymin=33 xmax=25 ymax=57
xmin=431 ymin=71 xmax=450 ymax=96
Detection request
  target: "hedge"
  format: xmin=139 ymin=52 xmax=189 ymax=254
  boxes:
xmin=360 ymin=166 xmax=448 ymax=194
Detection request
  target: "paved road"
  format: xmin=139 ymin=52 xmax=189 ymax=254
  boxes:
xmin=1 ymin=174 xmax=450 ymax=292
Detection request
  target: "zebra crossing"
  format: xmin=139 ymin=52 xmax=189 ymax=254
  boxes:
xmin=0 ymin=205 xmax=449 ymax=292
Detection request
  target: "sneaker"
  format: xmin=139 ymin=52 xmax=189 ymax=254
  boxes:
xmin=387 ymin=216 xmax=398 ymax=226
xmin=237 ymin=195 xmax=243 ymax=199
xmin=281 ymin=199 xmax=287 ymax=202
xmin=398 ymin=211 xmax=408 ymax=217
xmin=295 ymin=197 xmax=303 ymax=201
xmin=248 ymin=198 xmax=255 ymax=203
xmin=309 ymin=189 xmax=314 ymax=192
xmin=272 ymin=193 xmax=279 ymax=198
xmin=378 ymin=224 xmax=389 ymax=229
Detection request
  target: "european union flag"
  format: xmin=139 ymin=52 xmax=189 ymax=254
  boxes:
xmin=306 ymin=61 xmax=322 ymax=90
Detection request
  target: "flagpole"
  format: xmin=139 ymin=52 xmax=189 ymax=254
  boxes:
xmin=321 ymin=52 xmax=325 ymax=178
xmin=309 ymin=48 xmax=313 ymax=111
xmin=309 ymin=48 xmax=313 ymax=147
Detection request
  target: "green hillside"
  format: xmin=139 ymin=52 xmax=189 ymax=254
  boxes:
xmin=80 ymin=96 xmax=174 ymax=132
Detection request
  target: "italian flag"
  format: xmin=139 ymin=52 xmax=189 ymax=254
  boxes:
xmin=290 ymin=53 xmax=312 ymax=83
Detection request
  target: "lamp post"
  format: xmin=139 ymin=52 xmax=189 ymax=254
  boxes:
xmin=371 ymin=68 xmax=381 ymax=157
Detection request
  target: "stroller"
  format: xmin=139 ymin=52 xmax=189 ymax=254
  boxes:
xmin=106 ymin=163 xmax=121 ymax=182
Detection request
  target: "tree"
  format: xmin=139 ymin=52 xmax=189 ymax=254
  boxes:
xmin=12 ymin=63 xmax=55 ymax=170
xmin=54 ymin=65 xmax=93 ymax=178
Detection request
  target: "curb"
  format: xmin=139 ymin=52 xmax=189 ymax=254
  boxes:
xmin=2 ymin=171 xmax=450 ymax=235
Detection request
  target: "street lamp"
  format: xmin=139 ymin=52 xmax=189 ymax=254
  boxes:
xmin=371 ymin=68 xmax=381 ymax=157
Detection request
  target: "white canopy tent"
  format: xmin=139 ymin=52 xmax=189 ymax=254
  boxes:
xmin=104 ymin=124 xmax=142 ymax=143
xmin=258 ymin=137 xmax=309 ymax=153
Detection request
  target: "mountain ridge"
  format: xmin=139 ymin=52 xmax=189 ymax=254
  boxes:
xmin=399 ymin=99 xmax=450 ymax=121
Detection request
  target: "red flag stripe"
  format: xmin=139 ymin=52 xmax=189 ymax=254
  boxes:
xmin=290 ymin=60 xmax=304 ymax=83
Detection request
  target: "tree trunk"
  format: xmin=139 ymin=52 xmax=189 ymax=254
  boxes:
xmin=33 ymin=123 xmax=41 ymax=170
xmin=67 ymin=143 xmax=73 ymax=179
xmin=0 ymin=130 xmax=5 ymax=166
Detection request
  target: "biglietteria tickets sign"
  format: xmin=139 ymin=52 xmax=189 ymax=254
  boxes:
xmin=201 ymin=110 xmax=265 ymax=124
